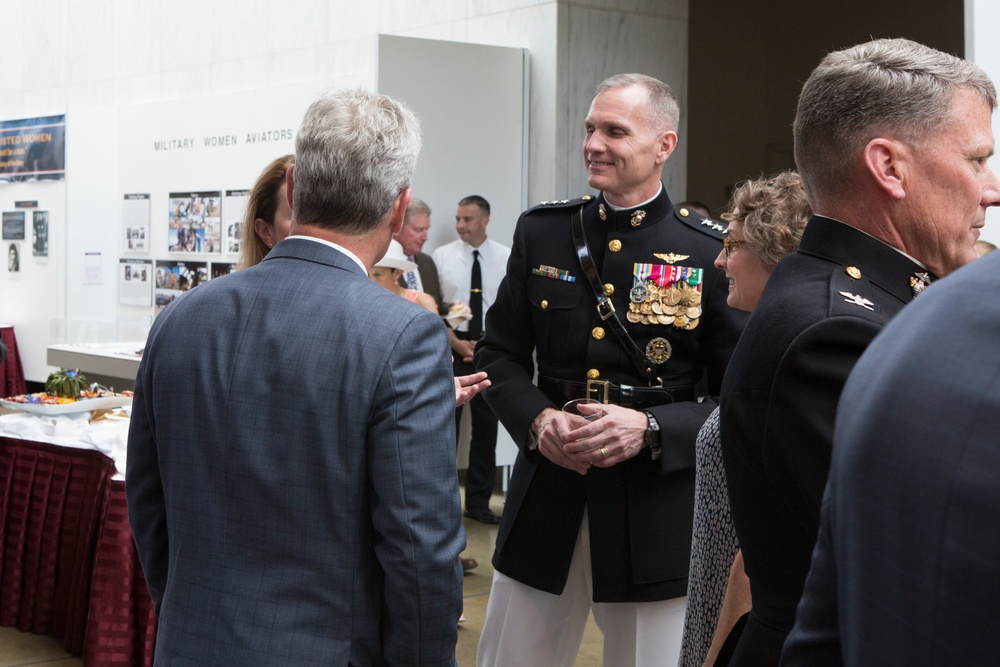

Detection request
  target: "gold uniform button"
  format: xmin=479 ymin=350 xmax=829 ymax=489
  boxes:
xmin=540 ymin=299 xmax=549 ymax=309
xmin=603 ymin=283 xmax=614 ymax=296
xmin=679 ymin=207 xmax=690 ymax=217
xmin=609 ymin=239 xmax=622 ymax=252
xmin=582 ymin=195 xmax=593 ymax=201
xmin=592 ymin=327 xmax=605 ymax=340
xmin=846 ymin=266 xmax=862 ymax=280
xmin=587 ymin=369 xmax=600 ymax=379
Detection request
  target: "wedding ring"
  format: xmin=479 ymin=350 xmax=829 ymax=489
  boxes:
xmin=600 ymin=446 xmax=609 ymax=458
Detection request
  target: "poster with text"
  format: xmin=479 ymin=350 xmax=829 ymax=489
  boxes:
xmin=0 ymin=115 xmax=66 ymax=182
xmin=225 ymin=189 xmax=249 ymax=256
xmin=32 ymin=210 xmax=48 ymax=257
xmin=2 ymin=211 xmax=25 ymax=240
xmin=168 ymin=191 xmax=221 ymax=254
xmin=120 ymin=259 xmax=153 ymax=307
xmin=155 ymin=259 xmax=208 ymax=315
xmin=123 ymin=193 xmax=150 ymax=252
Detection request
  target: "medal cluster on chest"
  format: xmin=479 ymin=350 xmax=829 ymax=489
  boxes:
xmin=627 ymin=264 xmax=704 ymax=330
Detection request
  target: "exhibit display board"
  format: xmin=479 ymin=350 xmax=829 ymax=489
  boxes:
xmin=114 ymin=78 xmax=358 ymax=325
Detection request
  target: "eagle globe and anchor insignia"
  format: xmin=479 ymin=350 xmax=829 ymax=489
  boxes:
xmin=645 ymin=337 xmax=672 ymax=364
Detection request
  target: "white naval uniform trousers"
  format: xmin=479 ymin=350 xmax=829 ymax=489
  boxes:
xmin=478 ymin=508 xmax=687 ymax=666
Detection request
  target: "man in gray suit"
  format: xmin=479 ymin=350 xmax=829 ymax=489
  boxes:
xmin=127 ymin=88 xmax=465 ymax=666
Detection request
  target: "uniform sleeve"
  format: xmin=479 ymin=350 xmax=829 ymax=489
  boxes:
xmin=763 ymin=316 xmax=880 ymax=537
xmin=475 ymin=215 xmax=554 ymax=448
xmin=369 ymin=308 xmax=464 ymax=665
xmin=648 ymin=398 xmax=719 ymax=475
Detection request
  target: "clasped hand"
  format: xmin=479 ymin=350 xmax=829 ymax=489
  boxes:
xmin=532 ymin=404 xmax=648 ymax=475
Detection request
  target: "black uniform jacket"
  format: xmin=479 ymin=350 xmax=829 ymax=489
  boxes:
xmin=475 ymin=187 xmax=746 ymax=602
xmin=719 ymin=215 xmax=930 ymax=640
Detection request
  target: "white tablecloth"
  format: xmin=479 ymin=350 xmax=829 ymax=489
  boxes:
xmin=0 ymin=410 xmax=130 ymax=479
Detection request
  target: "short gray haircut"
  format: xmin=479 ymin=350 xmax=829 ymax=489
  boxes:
xmin=794 ymin=38 xmax=997 ymax=203
xmin=596 ymin=73 xmax=680 ymax=132
xmin=404 ymin=197 xmax=432 ymax=226
xmin=293 ymin=88 xmax=422 ymax=235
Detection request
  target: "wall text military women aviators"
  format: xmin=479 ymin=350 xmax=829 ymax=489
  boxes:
xmin=153 ymin=127 xmax=294 ymax=151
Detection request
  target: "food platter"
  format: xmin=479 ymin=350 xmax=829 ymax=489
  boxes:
xmin=0 ymin=395 xmax=132 ymax=416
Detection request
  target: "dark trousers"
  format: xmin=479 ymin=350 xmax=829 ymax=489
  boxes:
xmin=454 ymin=353 xmax=498 ymax=510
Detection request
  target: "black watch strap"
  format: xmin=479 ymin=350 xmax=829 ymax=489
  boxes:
xmin=643 ymin=410 xmax=661 ymax=460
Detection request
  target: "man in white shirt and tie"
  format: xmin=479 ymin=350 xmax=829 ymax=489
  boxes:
xmin=434 ymin=195 xmax=511 ymax=524
xmin=394 ymin=197 xmax=445 ymax=310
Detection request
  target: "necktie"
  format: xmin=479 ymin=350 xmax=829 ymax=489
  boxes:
xmin=469 ymin=249 xmax=483 ymax=339
xmin=404 ymin=256 xmax=419 ymax=290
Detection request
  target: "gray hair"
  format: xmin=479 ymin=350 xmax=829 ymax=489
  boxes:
xmin=596 ymin=73 xmax=680 ymax=132
xmin=293 ymin=88 xmax=422 ymax=235
xmin=794 ymin=38 xmax=997 ymax=204
xmin=404 ymin=197 xmax=432 ymax=225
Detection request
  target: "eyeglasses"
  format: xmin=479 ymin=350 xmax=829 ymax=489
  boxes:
xmin=723 ymin=237 xmax=747 ymax=257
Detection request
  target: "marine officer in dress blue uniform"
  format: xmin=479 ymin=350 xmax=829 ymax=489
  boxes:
xmin=475 ymin=73 xmax=747 ymax=667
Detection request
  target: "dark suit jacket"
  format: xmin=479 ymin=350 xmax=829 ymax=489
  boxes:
xmin=398 ymin=251 xmax=446 ymax=314
xmin=127 ymin=238 xmax=464 ymax=666
xmin=719 ymin=216 xmax=927 ymax=664
xmin=476 ymin=189 xmax=746 ymax=602
xmin=783 ymin=249 xmax=1000 ymax=666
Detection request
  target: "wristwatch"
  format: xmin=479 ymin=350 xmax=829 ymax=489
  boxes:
xmin=527 ymin=428 xmax=540 ymax=451
xmin=643 ymin=410 xmax=661 ymax=460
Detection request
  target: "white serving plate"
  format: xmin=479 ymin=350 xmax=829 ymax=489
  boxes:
xmin=0 ymin=396 xmax=132 ymax=416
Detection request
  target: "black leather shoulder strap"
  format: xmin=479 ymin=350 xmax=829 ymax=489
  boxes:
xmin=570 ymin=206 xmax=657 ymax=384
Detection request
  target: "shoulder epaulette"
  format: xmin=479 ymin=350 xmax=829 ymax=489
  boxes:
xmin=828 ymin=265 xmax=883 ymax=319
xmin=525 ymin=195 xmax=591 ymax=215
xmin=672 ymin=205 xmax=727 ymax=239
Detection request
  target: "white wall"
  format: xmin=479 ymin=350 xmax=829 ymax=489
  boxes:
xmin=378 ymin=36 xmax=527 ymax=254
xmin=0 ymin=179 xmax=65 ymax=381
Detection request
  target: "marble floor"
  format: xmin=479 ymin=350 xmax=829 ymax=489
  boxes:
xmin=0 ymin=489 xmax=603 ymax=667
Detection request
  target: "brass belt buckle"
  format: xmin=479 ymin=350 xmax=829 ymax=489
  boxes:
xmin=586 ymin=379 xmax=610 ymax=404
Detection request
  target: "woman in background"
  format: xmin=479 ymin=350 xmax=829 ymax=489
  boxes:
xmin=680 ymin=171 xmax=811 ymax=667
xmin=368 ymin=240 xmax=439 ymax=314
xmin=238 ymin=154 xmax=294 ymax=269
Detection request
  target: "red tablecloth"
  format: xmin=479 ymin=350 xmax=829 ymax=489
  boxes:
xmin=0 ymin=437 xmax=156 ymax=666
xmin=0 ymin=326 xmax=26 ymax=397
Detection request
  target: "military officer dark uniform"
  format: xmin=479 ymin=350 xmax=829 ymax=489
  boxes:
xmin=719 ymin=216 xmax=928 ymax=665
xmin=717 ymin=38 xmax=1000 ymax=666
xmin=475 ymin=73 xmax=746 ymax=666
